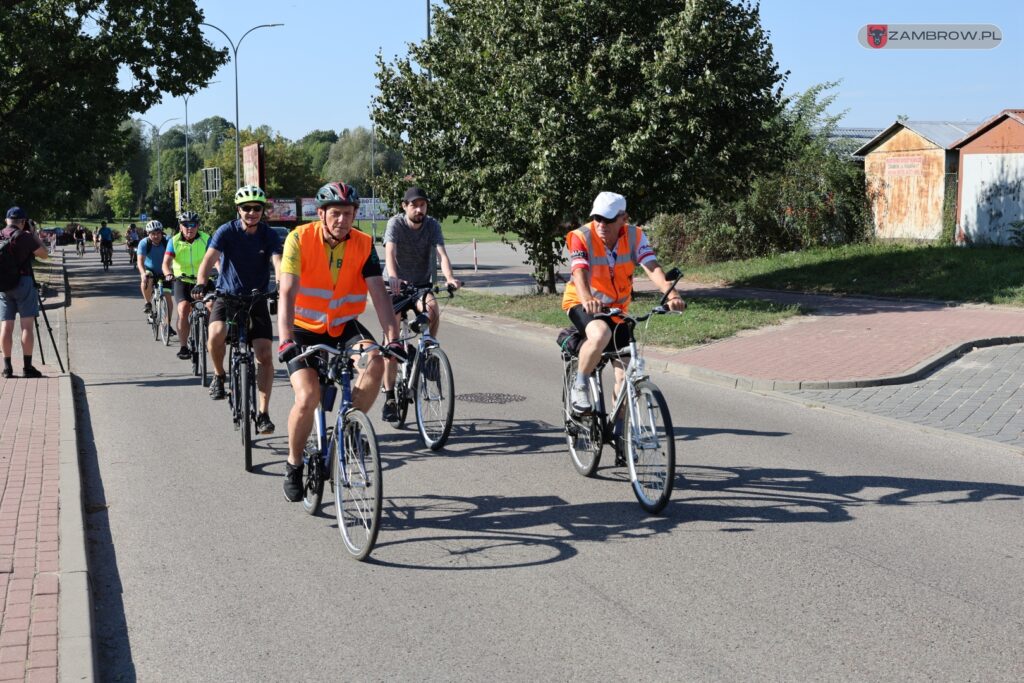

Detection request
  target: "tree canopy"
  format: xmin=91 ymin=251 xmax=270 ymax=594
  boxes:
xmin=374 ymin=0 xmax=787 ymax=290
xmin=0 ymin=0 xmax=226 ymax=215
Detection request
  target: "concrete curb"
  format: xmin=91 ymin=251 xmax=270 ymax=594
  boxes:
xmin=54 ymin=249 xmax=96 ymax=682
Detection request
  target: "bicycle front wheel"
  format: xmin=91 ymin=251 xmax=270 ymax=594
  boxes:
xmin=333 ymin=410 xmax=382 ymax=560
xmin=625 ymin=380 xmax=675 ymax=514
xmin=240 ymin=359 xmax=253 ymax=472
xmin=563 ymin=358 xmax=602 ymax=476
xmin=414 ymin=346 xmax=455 ymax=450
xmin=160 ymin=301 xmax=171 ymax=346
xmin=150 ymin=302 xmax=160 ymax=341
xmin=198 ymin=321 xmax=208 ymax=387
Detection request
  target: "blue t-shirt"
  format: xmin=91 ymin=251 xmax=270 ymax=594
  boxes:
xmin=97 ymin=226 xmax=114 ymax=241
xmin=137 ymin=236 xmax=168 ymax=272
xmin=208 ymin=219 xmax=282 ymax=295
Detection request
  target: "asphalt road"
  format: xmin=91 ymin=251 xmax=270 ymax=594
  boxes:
xmin=64 ymin=247 xmax=1024 ymax=681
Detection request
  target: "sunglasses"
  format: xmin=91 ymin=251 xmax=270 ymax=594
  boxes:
xmin=182 ymin=222 xmax=198 ymax=228
xmin=239 ymin=205 xmax=263 ymax=213
xmin=591 ymin=214 xmax=620 ymax=224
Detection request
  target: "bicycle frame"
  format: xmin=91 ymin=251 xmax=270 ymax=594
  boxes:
xmin=585 ymin=340 xmax=647 ymax=441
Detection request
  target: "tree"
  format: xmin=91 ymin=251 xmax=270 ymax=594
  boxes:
xmin=374 ymin=0 xmax=787 ymax=291
xmin=322 ymin=127 xmax=402 ymax=195
xmin=0 ymin=1 xmax=226 ymax=215
xmin=106 ymin=171 xmax=135 ymax=218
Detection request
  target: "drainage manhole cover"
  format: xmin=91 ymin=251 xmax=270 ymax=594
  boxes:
xmin=456 ymin=392 xmax=527 ymax=404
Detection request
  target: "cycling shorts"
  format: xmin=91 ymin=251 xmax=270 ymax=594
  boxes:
xmin=172 ymin=279 xmax=196 ymax=304
xmin=210 ymin=296 xmax=273 ymax=342
xmin=286 ymin=322 xmax=376 ymax=376
xmin=567 ymin=304 xmax=634 ymax=354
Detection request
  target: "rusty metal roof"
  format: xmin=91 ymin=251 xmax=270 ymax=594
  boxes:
xmin=950 ymin=108 xmax=1024 ymax=147
xmin=854 ymin=120 xmax=982 ymax=156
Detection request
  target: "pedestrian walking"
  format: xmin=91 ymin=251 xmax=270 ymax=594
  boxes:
xmin=1 ymin=206 xmax=50 ymax=378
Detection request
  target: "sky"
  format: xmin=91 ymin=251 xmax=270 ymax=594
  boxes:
xmin=138 ymin=0 xmax=1023 ymax=141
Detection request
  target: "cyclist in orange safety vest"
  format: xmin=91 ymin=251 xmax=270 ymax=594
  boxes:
xmin=561 ymin=191 xmax=686 ymax=413
xmin=276 ymin=181 xmax=401 ymax=503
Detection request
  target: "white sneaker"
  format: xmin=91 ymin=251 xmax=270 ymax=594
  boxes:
xmin=570 ymin=384 xmax=592 ymax=413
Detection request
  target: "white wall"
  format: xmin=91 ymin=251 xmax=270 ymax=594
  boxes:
xmin=959 ymin=153 xmax=1024 ymax=245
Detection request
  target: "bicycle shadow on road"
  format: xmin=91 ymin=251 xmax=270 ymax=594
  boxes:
xmin=674 ymin=465 xmax=1024 ymax=526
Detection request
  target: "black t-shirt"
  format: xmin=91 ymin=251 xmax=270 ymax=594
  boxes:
xmin=1 ymin=227 xmax=42 ymax=276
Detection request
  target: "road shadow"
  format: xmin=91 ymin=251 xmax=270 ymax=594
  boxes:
xmin=362 ymin=465 xmax=1024 ymax=570
xmin=71 ymin=374 xmax=137 ymax=681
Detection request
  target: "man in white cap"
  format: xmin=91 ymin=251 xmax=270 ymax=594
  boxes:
xmin=560 ymin=191 xmax=685 ymax=412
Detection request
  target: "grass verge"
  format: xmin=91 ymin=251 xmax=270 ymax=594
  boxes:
xmin=450 ymin=289 xmax=802 ymax=349
xmin=681 ymin=242 xmax=1024 ymax=305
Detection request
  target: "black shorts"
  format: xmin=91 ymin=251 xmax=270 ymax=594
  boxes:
xmin=210 ymin=296 xmax=274 ymax=342
xmin=287 ymin=322 xmax=376 ymax=375
xmin=567 ymin=304 xmax=634 ymax=354
xmin=172 ymin=279 xmax=196 ymax=304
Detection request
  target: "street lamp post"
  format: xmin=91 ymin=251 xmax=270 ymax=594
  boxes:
xmin=183 ymin=81 xmax=218 ymax=207
xmin=200 ymin=22 xmax=284 ymax=190
xmin=140 ymin=116 xmax=179 ymax=207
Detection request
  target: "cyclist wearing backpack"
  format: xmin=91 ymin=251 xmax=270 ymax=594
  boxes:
xmin=95 ymin=221 xmax=114 ymax=263
xmin=1 ymin=207 xmax=49 ymax=378
xmin=138 ymin=220 xmax=173 ymax=329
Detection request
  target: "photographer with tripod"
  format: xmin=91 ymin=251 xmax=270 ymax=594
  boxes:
xmin=0 ymin=207 xmax=49 ymax=378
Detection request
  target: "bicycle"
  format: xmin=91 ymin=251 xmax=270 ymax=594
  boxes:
xmin=293 ymin=341 xmax=398 ymax=560
xmin=188 ymin=293 xmax=213 ymax=387
xmin=99 ymin=241 xmax=113 ymax=271
xmin=127 ymin=240 xmax=139 ymax=266
xmin=146 ymin=274 xmax=172 ymax=345
xmin=75 ymin=238 xmax=85 ymax=257
xmin=385 ymin=283 xmax=457 ymax=450
xmin=220 ymin=289 xmax=278 ymax=473
xmin=559 ymin=269 xmax=683 ymax=514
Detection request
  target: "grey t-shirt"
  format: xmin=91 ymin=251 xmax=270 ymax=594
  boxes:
xmin=382 ymin=214 xmax=445 ymax=285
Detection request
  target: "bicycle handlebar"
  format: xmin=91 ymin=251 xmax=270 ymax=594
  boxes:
xmin=292 ymin=340 xmax=403 ymax=365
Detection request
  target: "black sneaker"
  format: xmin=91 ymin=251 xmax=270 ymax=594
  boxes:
xmin=283 ymin=462 xmax=304 ymax=502
xmin=168 ymin=328 xmax=176 ymax=337
xmin=144 ymin=302 xmax=152 ymax=314
xmin=209 ymin=375 xmax=226 ymax=400
xmin=22 ymin=366 xmax=42 ymax=379
xmin=1 ymin=367 xmax=12 ymax=379
xmin=256 ymin=412 xmax=275 ymax=435
xmin=382 ymin=399 xmax=398 ymax=423
xmin=176 ymin=346 xmax=191 ymax=360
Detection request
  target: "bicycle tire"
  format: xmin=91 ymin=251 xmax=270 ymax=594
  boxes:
xmin=563 ymin=358 xmax=602 ymax=476
xmin=160 ymin=298 xmax=171 ymax=346
xmin=240 ymin=358 xmax=253 ymax=472
xmin=625 ymin=380 xmax=675 ymax=514
xmin=198 ymin=321 xmax=208 ymax=387
xmin=150 ymin=300 xmax=160 ymax=341
xmin=302 ymin=414 xmax=326 ymax=515
xmin=414 ymin=346 xmax=455 ymax=450
xmin=333 ymin=410 xmax=382 ymax=561
xmin=392 ymin=344 xmax=415 ymax=427
xmin=189 ymin=322 xmax=200 ymax=377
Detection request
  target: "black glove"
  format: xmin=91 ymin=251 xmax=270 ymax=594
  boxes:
xmin=278 ymin=340 xmax=299 ymax=364
xmin=385 ymin=341 xmax=407 ymax=361
xmin=191 ymin=284 xmax=206 ymax=300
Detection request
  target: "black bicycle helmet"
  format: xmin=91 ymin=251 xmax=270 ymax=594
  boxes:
xmin=315 ymin=181 xmax=360 ymax=209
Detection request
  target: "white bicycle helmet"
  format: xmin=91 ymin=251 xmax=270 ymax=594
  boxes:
xmin=145 ymin=220 xmax=164 ymax=233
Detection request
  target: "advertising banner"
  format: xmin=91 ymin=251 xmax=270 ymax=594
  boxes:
xmin=266 ymin=198 xmax=298 ymax=222
xmin=357 ymin=198 xmax=390 ymax=221
xmin=300 ymin=197 xmax=318 ymax=221
xmin=242 ymin=143 xmax=264 ymax=188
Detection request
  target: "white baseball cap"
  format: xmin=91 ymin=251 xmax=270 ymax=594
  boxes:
xmin=590 ymin=191 xmax=626 ymax=220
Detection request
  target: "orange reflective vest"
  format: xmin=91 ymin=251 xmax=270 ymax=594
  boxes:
xmin=561 ymin=222 xmax=642 ymax=313
xmin=293 ymin=222 xmax=371 ymax=336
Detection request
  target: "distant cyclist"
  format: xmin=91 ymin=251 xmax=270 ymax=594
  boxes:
xmin=125 ymin=223 xmax=140 ymax=257
xmin=95 ymin=221 xmax=114 ymax=262
xmin=72 ymin=223 xmax=87 ymax=255
xmin=276 ymin=181 xmax=400 ymax=502
xmin=561 ymin=191 xmax=685 ymax=413
xmin=162 ymin=211 xmax=209 ymax=360
xmin=137 ymin=220 xmax=173 ymax=332
xmin=380 ymin=186 xmax=461 ymax=421
xmin=193 ymin=185 xmax=282 ymax=435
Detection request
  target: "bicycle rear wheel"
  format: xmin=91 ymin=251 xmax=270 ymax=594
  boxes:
xmin=414 ymin=346 xmax=454 ymax=450
xmin=625 ymin=380 xmax=675 ymax=514
xmin=302 ymin=413 xmax=326 ymax=515
xmin=563 ymin=358 xmax=602 ymax=476
xmin=333 ymin=410 xmax=382 ymax=560
xmin=240 ymin=358 xmax=253 ymax=472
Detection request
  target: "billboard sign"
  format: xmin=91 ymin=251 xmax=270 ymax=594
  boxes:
xmin=242 ymin=143 xmax=264 ymax=188
xmin=300 ymin=197 xmax=318 ymax=221
xmin=357 ymin=198 xmax=390 ymax=221
xmin=266 ymin=198 xmax=297 ymax=222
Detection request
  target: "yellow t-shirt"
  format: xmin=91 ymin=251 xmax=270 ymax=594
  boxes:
xmin=282 ymin=225 xmax=347 ymax=285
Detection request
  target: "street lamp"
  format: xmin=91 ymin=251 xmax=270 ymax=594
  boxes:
xmin=183 ymin=81 xmax=218 ymax=207
xmin=200 ymin=21 xmax=284 ymax=190
xmin=139 ymin=116 xmax=180 ymax=204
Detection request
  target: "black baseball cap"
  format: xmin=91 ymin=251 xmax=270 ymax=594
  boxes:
xmin=6 ymin=207 xmax=26 ymax=219
xmin=402 ymin=187 xmax=430 ymax=203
